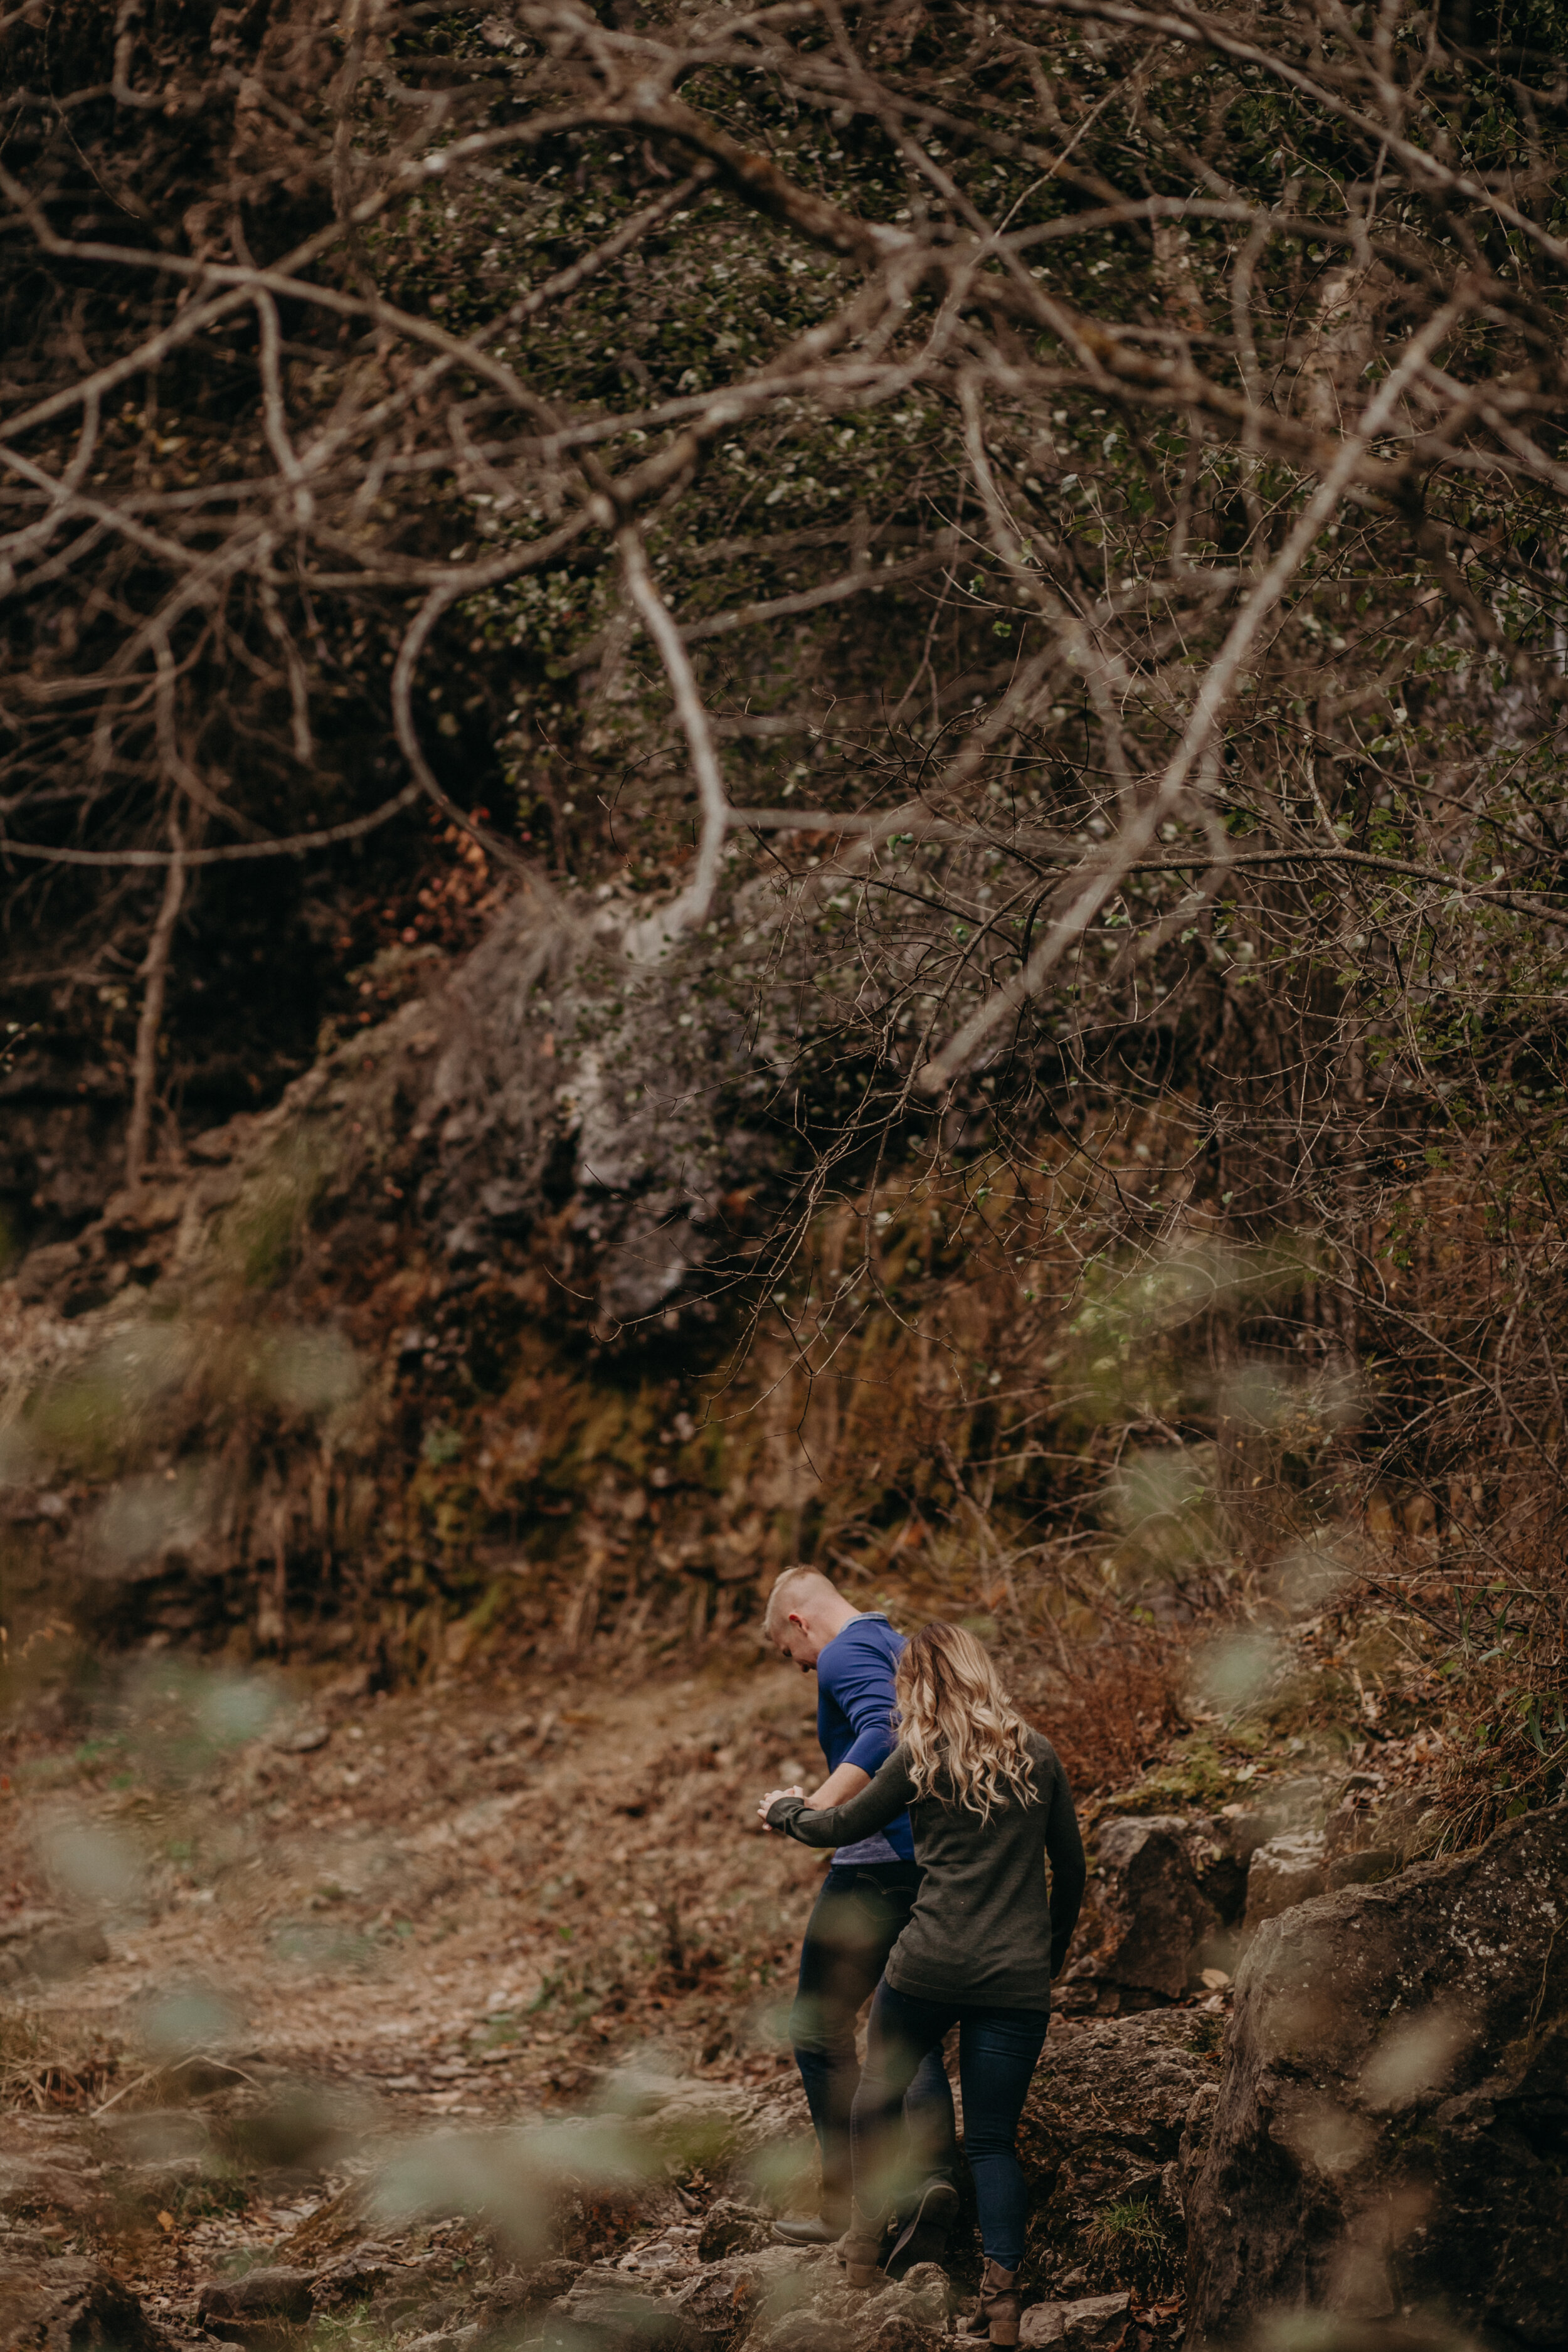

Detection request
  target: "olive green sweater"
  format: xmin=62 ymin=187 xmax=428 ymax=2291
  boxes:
xmin=767 ymin=1730 xmax=1084 ymax=2011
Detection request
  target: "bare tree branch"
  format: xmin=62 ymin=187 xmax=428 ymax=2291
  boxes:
xmin=618 ymin=522 xmax=733 ymax=963
xmin=125 ymin=810 xmax=187 ymax=1185
xmin=918 ymin=298 xmax=1468 ymax=1093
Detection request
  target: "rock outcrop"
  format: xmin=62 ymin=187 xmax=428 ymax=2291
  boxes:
xmin=1064 ymin=1773 xmax=1444 ymax=2015
xmin=0 ymin=2250 xmax=170 ymax=2350
xmin=4 ymin=882 xmax=770 ymax=1346
xmin=1062 ymin=1810 xmax=1276 ymax=2008
xmin=1019 ymin=2014 xmax=1221 ymax=2294
xmin=0 ymin=921 xmax=825 ymax=1669
xmin=420 ymin=893 xmax=770 ymax=1323
xmin=1184 ymin=1803 xmax=1568 ymax=2348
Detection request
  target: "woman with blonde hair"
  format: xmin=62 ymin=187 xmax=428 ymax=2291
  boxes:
xmin=760 ymin=1622 xmax=1084 ymax=2346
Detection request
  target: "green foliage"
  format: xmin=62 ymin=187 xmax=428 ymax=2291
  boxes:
xmin=1101 ymin=1733 xmax=1261 ymax=1815
xmin=1084 ymin=2191 xmax=1183 ymax=2293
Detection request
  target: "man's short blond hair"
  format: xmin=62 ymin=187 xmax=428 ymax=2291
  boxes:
xmin=763 ymin=1565 xmax=840 ymax=1641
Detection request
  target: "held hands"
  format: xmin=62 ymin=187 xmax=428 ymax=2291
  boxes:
xmin=757 ymin=1785 xmax=803 ymax=1831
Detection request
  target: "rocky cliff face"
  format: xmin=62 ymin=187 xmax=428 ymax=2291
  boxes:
xmin=7 ymin=877 xmax=770 ymax=1342
xmin=0 ymin=886 xmax=812 ymax=1671
xmin=0 ymin=865 xmax=1082 ymax=1689
xmin=1184 ymin=1804 xmax=1568 ymax=2348
xmin=411 ymin=886 xmax=775 ymax=1328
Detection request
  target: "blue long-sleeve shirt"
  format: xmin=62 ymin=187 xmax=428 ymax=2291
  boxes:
xmin=815 ymin=1613 xmax=914 ymax=1863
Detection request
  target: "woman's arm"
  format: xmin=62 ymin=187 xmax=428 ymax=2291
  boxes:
xmin=1044 ymin=1759 xmax=1087 ymax=1974
xmin=766 ymin=1746 xmax=916 ymax=1848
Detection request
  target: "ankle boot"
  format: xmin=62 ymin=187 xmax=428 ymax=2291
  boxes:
xmin=773 ymin=2211 xmax=848 ymax=2246
xmin=884 ymin=2175 xmax=960 ymax=2279
xmin=837 ymin=2201 xmax=887 ymax=2288
xmin=963 ymin=2259 xmax=1020 ymax=2346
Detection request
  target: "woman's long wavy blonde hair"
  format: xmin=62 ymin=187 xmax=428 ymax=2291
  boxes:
xmin=894 ymin=1623 xmax=1037 ymax=1821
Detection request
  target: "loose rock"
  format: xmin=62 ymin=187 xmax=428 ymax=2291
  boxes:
xmin=1068 ymin=1816 xmax=1221 ymax=2005
xmin=618 ymin=2225 xmax=701 ymax=2280
xmin=1019 ymin=2291 xmax=1132 ymax=2348
xmin=536 ymin=2272 xmax=681 ymax=2348
xmin=1064 ymin=1810 xmax=1285 ymax=2008
xmin=0 ymin=2254 xmax=167 ymax=2350
xmin=477 ymin=2257 xmax=584 ymax=2340
xmin=0 ymin=1915 xmax=109 ymax=1986
xmin=310 ymin=2241 xmax=402 ymax=2311
xmin=198 ymin=2266 xmax=317 ymax=2338
xmin=1241 ymin=1831 xmax=1327 ymax=1932
xmin=670 ymin=2260 xmax=765 ymax=2348
xmin=747 ymin=2273 xmax=943 ymax=2352
xmin=699 ymin=2201 xmax=775 ymax=2261
xmin=0 ymin=2153 xmax=94 ymax=2220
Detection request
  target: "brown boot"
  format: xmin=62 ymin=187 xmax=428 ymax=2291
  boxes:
xmin=837 ymin=2201 xmax=888 ymax=2289
xmin=963 ymin=2259 xmax=1020 ymax=2346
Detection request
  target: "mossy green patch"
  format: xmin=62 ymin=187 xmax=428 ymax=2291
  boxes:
xmin=1101 ymin=1733 xmax=1263 ymax=1814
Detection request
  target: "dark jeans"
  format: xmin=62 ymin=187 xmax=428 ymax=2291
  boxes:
xmin=790 ymin=1863 xmax=958 ymax=2220
xmin=854 ymin=1980 xmax=1049 ymax=2270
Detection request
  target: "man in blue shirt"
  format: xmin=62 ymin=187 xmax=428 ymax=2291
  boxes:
xmin=761 ymin=1567 xmax=958 ymax=2269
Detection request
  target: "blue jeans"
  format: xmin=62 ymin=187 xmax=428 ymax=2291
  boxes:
xmin=853 ymin=1981 xmax=1049 ymax=2270
xmin=790 ymin=1865 xmax=958 ymax=2219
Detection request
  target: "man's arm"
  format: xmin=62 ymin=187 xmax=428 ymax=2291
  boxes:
xmin=768 ymin=1749 xmax=914 ymax=1849
xmin=757 ymin=1757 xmax=868 ymax=1833
xmin=818 ymin=1635 xmax=901 ymax=1778
xmin=807 ymin=1760 xmax=871 ymax=1809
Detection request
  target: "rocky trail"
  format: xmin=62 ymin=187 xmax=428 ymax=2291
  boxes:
xmin=0 ymin=1640 xmax=1561 ymax=2352
xmin=0 ymin=1652 xmax=1189 ymax=2351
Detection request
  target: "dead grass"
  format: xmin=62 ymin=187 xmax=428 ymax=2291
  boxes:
xmin=1025 ymin=1634 xmax=1190 ymax=1798
xmin=0 ymin=2002 xmax=120 ymax=2111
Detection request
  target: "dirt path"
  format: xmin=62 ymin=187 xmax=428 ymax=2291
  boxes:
xmin=0 ymin=1651 xmax=844 ymax=2336
xmin=7 ymin=1655 xmax=833 ymax=2097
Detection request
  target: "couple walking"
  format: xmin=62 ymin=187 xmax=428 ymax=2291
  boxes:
xmin=757 ymin=1569 xmax=1085 ymax=2348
